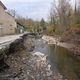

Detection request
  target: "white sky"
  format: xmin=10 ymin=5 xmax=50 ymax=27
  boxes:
xmin=1 ymin=0 xmax=75 ymax=21
xmin=1 ymin=0 xmax=53 ymax=21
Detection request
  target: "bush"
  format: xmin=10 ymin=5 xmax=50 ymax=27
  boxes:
xmin=75 ymin=24 xmax=80 ymax=28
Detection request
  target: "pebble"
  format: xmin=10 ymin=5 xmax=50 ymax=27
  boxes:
xmin=14 ymin=77 xmax=19 ymax=80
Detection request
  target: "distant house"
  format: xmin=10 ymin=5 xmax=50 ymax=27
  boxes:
xmin=0 ymin=1 xmax=17 ymax=36
xmin=16 ymin=22 xmax=26 ymax=33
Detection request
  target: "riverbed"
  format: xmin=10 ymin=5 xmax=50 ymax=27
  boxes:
xmin=0 ymin=37 xmax=80 ymax=80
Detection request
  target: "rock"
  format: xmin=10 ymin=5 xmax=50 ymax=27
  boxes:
xmin=47 ymin=64 xmax=51 ymax=71
xmin=15 ymin=77 xmax=19 ymax=80
xmin=46 ymin=71 xmax=52 ymax=76
xmin=9 ymin=38 xmax=24 ymax=53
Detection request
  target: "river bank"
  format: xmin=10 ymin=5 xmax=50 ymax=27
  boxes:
xmin=0 ymin=35 xmax=80 ymax=80
xmin=42 ymin=35 xmax=80 ymax=57
xmin=0 ymin=38 xmax=67 ymax=80
xmin=0 ymin=33 xmax=36 ymax=72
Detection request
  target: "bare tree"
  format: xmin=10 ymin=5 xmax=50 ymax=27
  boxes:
xmin=49 ymin=0 xmax=72 ymax=34
xmin=7 ymin=9 xmax=17 ymax=18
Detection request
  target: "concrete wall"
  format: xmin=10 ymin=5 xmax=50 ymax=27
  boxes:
xmin=0 ymin=5 xmax=17 ymax=36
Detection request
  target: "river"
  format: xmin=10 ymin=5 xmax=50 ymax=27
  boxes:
xmin=34 ymin=38 xmax=80 ymax=80
xmin=48 ymin=45 xmax=80 ymax=80
xmin=0 ymin=37 xmax=80 ymax=80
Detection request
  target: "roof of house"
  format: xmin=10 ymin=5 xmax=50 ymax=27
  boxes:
xmin=17 ymin=22 xmax=27 ymax=30
xmin=17 ymin=22 xmax=26 ymax=28
xmin=0 ymin=1 xmax=7 ymax=10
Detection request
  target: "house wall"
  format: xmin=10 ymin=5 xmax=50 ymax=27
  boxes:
xmin=0 ymin=5 xmax=17 ymax=36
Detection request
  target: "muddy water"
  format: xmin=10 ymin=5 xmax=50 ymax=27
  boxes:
xmin=48 ymin=45 xmax=80 ymax=80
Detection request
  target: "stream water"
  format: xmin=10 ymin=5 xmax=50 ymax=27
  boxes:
xmin=48 ymin=44 xmax=80 ymax=80
xmin=34 ymin=38 xmax=80 ymax=80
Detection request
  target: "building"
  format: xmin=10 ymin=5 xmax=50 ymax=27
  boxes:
xmin=17 ymin=22 xmax=26 ymax=33
xmin=0 ymin=1 xmax=17 ymax=36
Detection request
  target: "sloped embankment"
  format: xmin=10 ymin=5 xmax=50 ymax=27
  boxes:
xmin=61 ymin=28 xmax=80 ymax=56
xmin=0 ymin=33 xmax=36 ymax=72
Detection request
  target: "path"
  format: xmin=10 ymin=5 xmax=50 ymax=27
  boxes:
xmin=0 ymin=34 xmax=26 ymax=49
xmin=0 ymin=31 xmax=30 ymax=49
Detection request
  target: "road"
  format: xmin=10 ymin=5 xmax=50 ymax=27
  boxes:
xmin=0 ymin=34 xmax=23 ymax=49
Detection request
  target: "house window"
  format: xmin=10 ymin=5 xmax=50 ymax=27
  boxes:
xmin=10 ymin=24 xmax=12 ymax=26
xmin=0 ymin=23 xmax=3 ymax=25
xmin=0 ymin=23 xmax=3 ymax=29
xmin=10 ymin=28 xmax=13 ymax=30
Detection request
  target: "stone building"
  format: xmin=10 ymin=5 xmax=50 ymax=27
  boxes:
xmin=0 ymin=1 xmax=17 ymax=36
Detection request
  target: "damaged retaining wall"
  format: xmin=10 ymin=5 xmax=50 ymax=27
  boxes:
xmin=0 ymin=33 xmax=36 ymax=71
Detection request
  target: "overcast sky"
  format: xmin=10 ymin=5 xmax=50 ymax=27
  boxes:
xmin=1 ymin=0 xmax=53 ymax=21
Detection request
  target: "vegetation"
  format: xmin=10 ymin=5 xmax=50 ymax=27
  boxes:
xmin=8 ymin=0 xmax=80 ymax=37
xmin=16 ymin=16 xmax=47 ymax=33
xmin=47 ymin=0 xmax=80 ymax=35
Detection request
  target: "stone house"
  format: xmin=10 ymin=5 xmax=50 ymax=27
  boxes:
xmin=0 ymin=1 xmax=17 ymax=36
